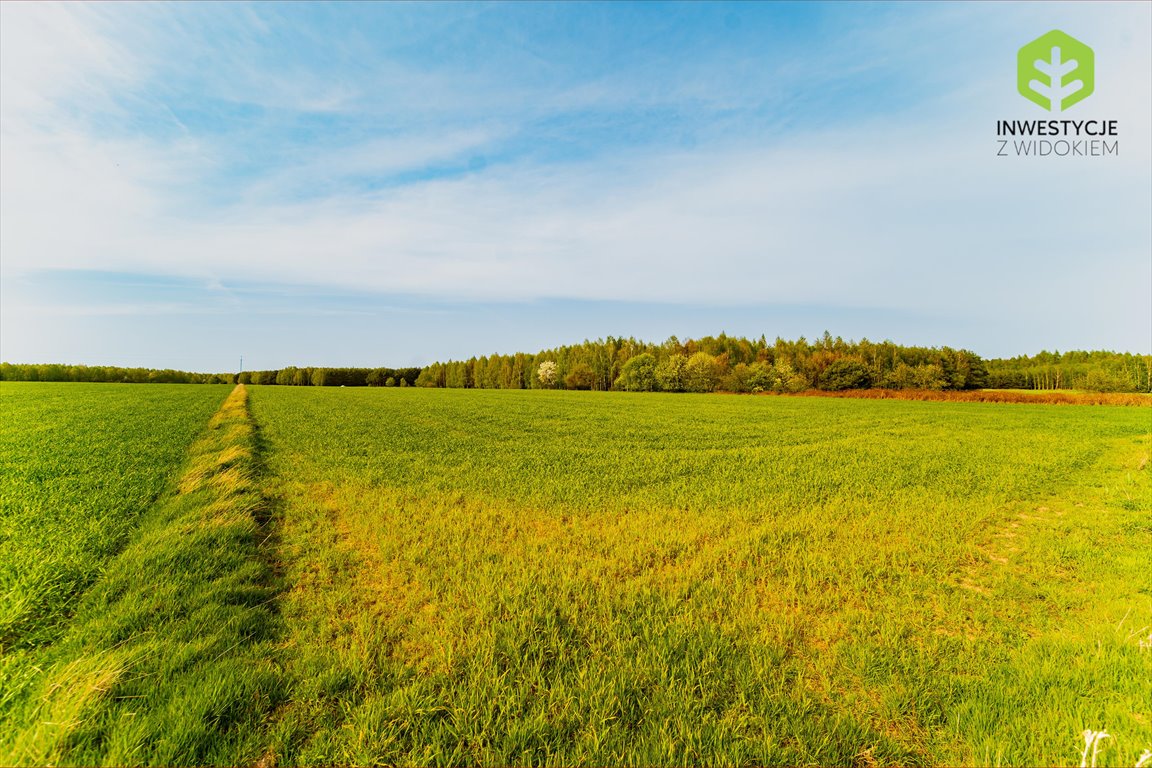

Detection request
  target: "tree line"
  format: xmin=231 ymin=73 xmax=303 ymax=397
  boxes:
xmin=3 ymin=337 xmax=1147 ymax=393
xmin=236 ymin=366 xmax=421 ymax=387
xmin=0 ymin=363 xmax=234 ymax=385
xmin=984 ymin=350 xmax=1151 ymax=392
xmin=415 ymin=333 xmax=993 ymax=393
xmin=418 ymin=334 xmax=1150 ymax=394
xmin=0 ymin=363 xmax=419 ymax=388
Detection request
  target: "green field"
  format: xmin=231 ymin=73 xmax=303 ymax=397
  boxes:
xmin=1 ymin=383 xmax=284 ymax=763
xmin=0 ymin=383 xmax=229 ymax=649
xmin=2 ymin=384 xmax=1149 ymax=766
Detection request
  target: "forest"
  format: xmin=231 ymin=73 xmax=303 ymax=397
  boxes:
xmin=1 ymin=335 xmax=1148 ymax=392
xmin=414 ymin=334 xmax=1151 ymax=393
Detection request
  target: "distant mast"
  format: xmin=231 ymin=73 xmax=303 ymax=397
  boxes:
xmin=240 ymin=355 xmax=243 ymax=374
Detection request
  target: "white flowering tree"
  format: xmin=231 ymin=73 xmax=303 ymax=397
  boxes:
xmin=536 ymin=361 xmax=558 ymax=389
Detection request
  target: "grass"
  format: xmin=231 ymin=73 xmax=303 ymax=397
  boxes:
xmin=247 ymin=387 xmax=1152 ymax=766
xmin=0 ymin=385 xmax=284 ymax=765
xmin=0 ymin=382 xmax=229 ymax=650
xmin=2 ymin=384 xmax=1148 ymax=765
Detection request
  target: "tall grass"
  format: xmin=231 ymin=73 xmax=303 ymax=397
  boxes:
xmin=249 ymin=388 xmax=1152 ymax=765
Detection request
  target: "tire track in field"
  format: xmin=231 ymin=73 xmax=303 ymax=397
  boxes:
xmin=953 ymin=436 xmax=1151 ymax=605
xmin=940 ymin=434 xmax=1152 ymax=765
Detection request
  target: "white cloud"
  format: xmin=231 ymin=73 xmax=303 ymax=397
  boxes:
xmin=235 ymin=127 xmax=512 ymax=205
xmin=1 ymin=2 xmax=1148 ymax=357
xmin=0 ymin=3 xmax=137 ymax=118
xmin=12 ymin=122 xmax=1140 ymax=312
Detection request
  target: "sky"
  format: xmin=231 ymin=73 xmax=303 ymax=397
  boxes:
xmin=1 ymin=2 xmax=1149 ymax=371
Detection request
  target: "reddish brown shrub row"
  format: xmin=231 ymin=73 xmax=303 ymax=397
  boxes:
xmin=772 ymin=388 xmax=1152 ymax=407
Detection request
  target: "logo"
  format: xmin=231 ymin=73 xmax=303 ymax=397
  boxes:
xmin=1018 ymin=30 xmax=1094 ymax=112
xmin=997 ymin=30 xmax=1115 ymax=158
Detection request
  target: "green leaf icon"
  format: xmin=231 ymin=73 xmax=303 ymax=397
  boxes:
xmin=1018 ymin=30 xmax=1094 ymax=112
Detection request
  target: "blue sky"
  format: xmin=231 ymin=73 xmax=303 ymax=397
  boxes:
xmin=1 ymin=2 xmax=1149 ymax=371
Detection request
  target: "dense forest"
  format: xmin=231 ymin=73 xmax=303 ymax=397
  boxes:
xmin=2 ymin=336 xmax=1148 ymax=392
xmin=416 ymin=334 xmax=1151 ymax=394
xmin=415 ymin=333 xmax=988 ymax=392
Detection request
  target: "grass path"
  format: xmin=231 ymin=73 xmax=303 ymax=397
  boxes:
xmin=1 ymin=385 xmax=285 ymax=765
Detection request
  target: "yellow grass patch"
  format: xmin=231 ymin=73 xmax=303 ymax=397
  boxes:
xmin=215 ymin=444 xmax=251 ymax=468
xmin=9 ymin=650 xmax=132 ymax=764
xmin=179 ymin=387 xmax=257 ymax=495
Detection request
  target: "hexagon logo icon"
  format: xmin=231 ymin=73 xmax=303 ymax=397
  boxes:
xmin=1018 ymin=30 xmax=1094 ymax=112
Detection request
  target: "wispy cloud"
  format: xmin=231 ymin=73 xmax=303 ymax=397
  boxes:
xmin=1 ymin=1 xmax=1149 ymax=367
